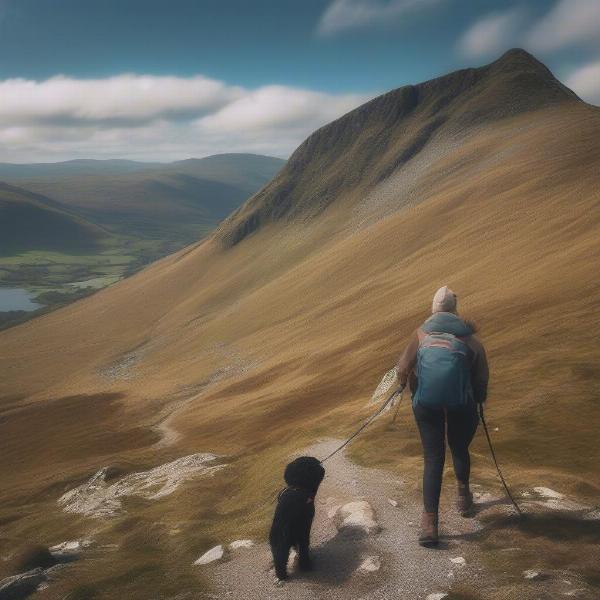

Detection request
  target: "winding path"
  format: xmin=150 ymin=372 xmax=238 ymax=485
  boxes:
xmin=209 ymin=439 xmax=492 ymax=599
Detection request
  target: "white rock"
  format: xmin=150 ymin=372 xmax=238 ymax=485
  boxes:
xmin=450 ymin=556 xmax=466 ymax=566
xmin=194 ymin=545 xmax=224 ymax=565
xmin=387 ymin=498 xmax=398 ymax=507
xmin=533 ymin=487 xmax=564 ymax=499
xmin=426 ymin=593 xmax=448 ymax=600
xmin=523 ymin=569 xmax=541 ymax=580
xmin=229 ymin=540 xmax=254 ymax=550
xmin=49 ymin=539 xmax=93 ymax=558
xmin=358 ymin=556 xmax=381 ymax=572
xmin=58 ymin=453 xmax=226 ymax=518
xmin=334 ymin=500 xmax=380 ymax=534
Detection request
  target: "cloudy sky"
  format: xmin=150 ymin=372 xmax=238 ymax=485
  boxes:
xmin=0 ymin=0 xmax=598 ymax=162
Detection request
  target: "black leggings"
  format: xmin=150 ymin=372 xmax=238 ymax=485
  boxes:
xmin=413 ymin=402 xmax=479 ymax=513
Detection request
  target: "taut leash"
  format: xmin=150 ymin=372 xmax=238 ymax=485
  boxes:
xmin=320 ymin=385 xmax=405 ymax=464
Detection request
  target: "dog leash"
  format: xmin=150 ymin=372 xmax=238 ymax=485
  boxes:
xmin=478 ymin=403 xmax=523 ymax=516
xmin=319 ymin=385 xmax=405 ymax=464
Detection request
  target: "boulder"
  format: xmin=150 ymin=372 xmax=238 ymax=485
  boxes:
xmin=425 ymin=594 xmax=448 ymax=600
xmin=0 ymin=568 xmax=47 ymax=599
xmin=58 ymin=453 xmax=226 ymax=518
xmin=193 ymin=545 xmax=224 ymax=565
xmin=334 ymin=500 xmax=380 ymax=535
xmin=450 ymin=556 xmax=466 ymax=566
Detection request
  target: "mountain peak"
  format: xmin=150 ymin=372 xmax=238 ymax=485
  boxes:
xmin=496 ymin=47 xmax=542 ymax=66
xmin=216 ymin=49 xmax=582 ymax=247
xmin=490 ymin=47 xmax=566 ymax=81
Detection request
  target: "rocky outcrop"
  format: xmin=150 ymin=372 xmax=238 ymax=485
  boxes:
xmin=58 ymin=453 xmax=226 ymax=518
xmin=193 ymin=545 xmax=224 ymax=565
xmin=333 ymin=500 xmax=380 ymax=535
xmin=49 ymin=539 xmax=93 ymax=560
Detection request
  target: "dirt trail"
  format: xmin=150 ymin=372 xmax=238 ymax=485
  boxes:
xmin=209 ymin=439 xmax=494 ymax=600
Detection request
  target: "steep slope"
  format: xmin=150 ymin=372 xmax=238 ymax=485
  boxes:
xmin=0 ymin=182 xmax=107 ymax=254
xmin=216 ymin=48 xmax=578 ymax=245
xmin=0 ymin=50 xmax=599 ymax=598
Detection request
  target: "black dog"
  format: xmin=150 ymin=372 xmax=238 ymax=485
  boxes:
xmin=269 ymin=456 xmax=325 ymax=581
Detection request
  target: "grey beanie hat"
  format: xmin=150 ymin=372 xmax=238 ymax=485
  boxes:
xmin=432 ymin=285 xmax=457 ymax=314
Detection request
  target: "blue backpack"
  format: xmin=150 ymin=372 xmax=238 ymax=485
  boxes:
xmin=412 ymin=330 xmax=473 ymax=409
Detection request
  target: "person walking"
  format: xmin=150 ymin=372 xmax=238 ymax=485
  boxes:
xmin=397 ymin=286 xmax=489 ymax=547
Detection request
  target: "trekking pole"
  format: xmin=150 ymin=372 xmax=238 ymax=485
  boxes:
xmin=391 ymin=386 xmax=405 ymax=423
xmin=320 ymin=384 xmax=405 ymax=464
xmin=478 ymin=403 xmax=523 ymax=516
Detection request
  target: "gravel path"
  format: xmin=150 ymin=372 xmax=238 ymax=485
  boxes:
xmin=209 ymin=439 xmax=490 ymax=599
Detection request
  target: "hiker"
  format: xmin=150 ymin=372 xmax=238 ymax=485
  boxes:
xmin=397 ymin=286 xmax=489 ymax=547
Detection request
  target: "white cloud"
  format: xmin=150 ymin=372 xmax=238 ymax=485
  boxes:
xmin=526 ymin=0 xmax=600 ymax=52
xmin=317 ymin=0 xmax=443 ymax=36
xmin=0 ymin=74 xmax=242 ymax=125
xmin=0 ymin=74 xmax=374 ymax=162
xmin=198 ymin=85 xmax=367 ymax=132
xmin=565 ymin=59 xmax=600 ymax=104
xmin=457 ymin=7 xmax=526 ymax=58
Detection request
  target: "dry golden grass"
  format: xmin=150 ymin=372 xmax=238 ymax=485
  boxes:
xmin=0 ymin=71 xmax=599 ymax=596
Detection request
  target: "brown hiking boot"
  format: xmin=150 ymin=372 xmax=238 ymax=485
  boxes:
xmin=418 ymin=511 xmax=439 ymax=547
xmin=457 ymin=483 xmax=473 ymax=515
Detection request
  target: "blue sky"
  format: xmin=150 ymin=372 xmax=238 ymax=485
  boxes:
xmin=0 ymin=0 xmax=598 ymax=161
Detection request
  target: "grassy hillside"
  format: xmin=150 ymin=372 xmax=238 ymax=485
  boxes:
xmin=0 ymin=182 xmax=106 ymax=255
xmin=0 ymin=50 xmax=598 ymax=598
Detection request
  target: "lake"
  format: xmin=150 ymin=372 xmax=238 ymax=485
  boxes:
xmin=0 ymin=287 xmax=42 ymax=312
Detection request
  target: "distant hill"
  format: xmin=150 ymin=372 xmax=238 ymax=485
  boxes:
xmin=0 ymin=182 xmax=106 ymax=255
xmin=0 ymin=158 xmax=158 ymax=178
xmin=2 ymin=153 xmax=286 ymax=242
